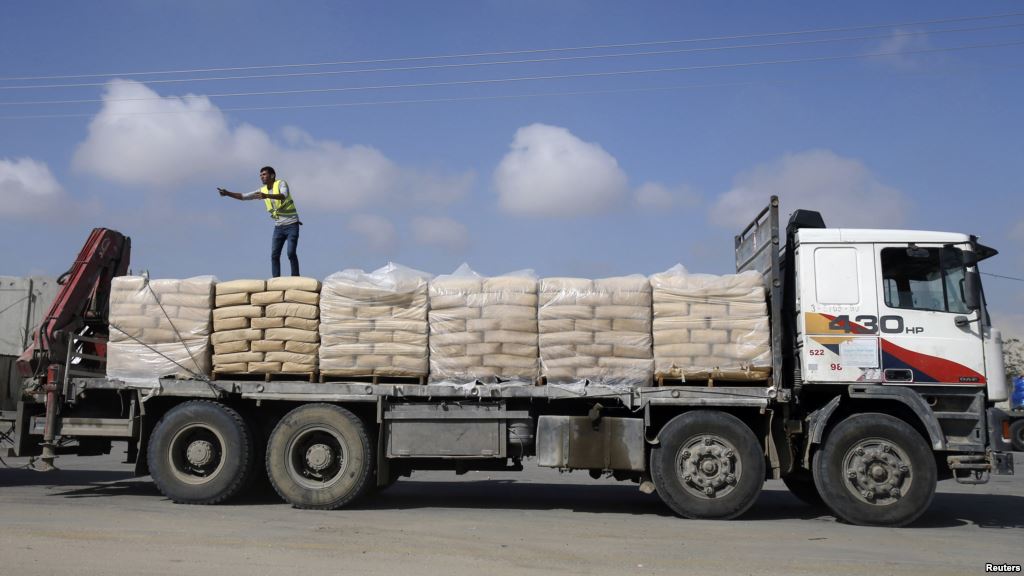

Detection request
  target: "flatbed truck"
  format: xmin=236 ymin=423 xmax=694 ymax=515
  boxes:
xmin=3 ymin=196 xmax=1021 ymax=527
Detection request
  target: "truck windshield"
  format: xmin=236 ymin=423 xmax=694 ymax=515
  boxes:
xmin=881 ymin=246 xmax=969 ymax=314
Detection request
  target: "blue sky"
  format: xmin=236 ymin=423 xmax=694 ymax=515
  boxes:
xmin=2 ymin=1 xmax=1022 ymax=336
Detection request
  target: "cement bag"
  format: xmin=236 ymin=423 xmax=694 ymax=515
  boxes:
xmin=539 ymin=275 xmax=652 ymax=387
xmin=650 ymin=264 xmax=770 ymax=378
xmin=320 ymin=263 xmax=431 ymax=376
xmin=107 ymin=275 xmax=215 ymax=384
xmin=429 ymin=264 xmax=538 ymax=384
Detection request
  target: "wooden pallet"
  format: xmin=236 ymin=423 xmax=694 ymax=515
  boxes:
xmin=212 ymin=370 xmax=318 ymax=383
xmin=319 ymin=372 xmax=427 ymax=385
xmin=655 ymin=368 xmax=771 ymax=387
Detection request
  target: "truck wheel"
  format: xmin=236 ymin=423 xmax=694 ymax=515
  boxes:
xmin=782 ymin=469 xmax=823 ymax=506
xmin=147 ymin=400 xmax=254 ymax=504
xmin=813 ymin=413 xmax=936 ymax=527
xmin=650 ymin=411 xmax=765 ymax=519
xmin=265 ymin=403 xmax=374 ymax=510
xmin=1009 ymin=419 xmax=1024 ymax=452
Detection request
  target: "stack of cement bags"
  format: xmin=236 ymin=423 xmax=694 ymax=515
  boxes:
xmin=211 ymin=279 xmax=266 ymax=373
xmin=260 ymin=277 xmax=321 ymax=373
xmin=212 ymin=278 xmax=321 ymax=374
xmin=107 ymin=276 xmax=214 ymax=381
xmin=428 ymin=265 xmax=538 ymax=384
xmin=319 ymin=263 xmax=430 ymax=377
xmin=539 ymin=276 xmax=653 ymax=387
xmin=650 ymin=265 xmax=770 ymax=379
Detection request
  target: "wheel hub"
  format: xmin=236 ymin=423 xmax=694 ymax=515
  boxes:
xmin=843 ymin=440 xmax=910 ymax=505
xmin=287 ymin=426 xmax=349 ymax=489
xmin=186 ymin=440 xmax=214 ymax=467
xmin=677 ymin=436 xmax=740 ymax=499
xmin=305 ymin=443 xmax=334 ymax=472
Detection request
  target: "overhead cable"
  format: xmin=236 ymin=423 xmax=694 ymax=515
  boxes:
xmin=3 ymin=22 xmax=1023 ymax=93
xmin=3 ymin=56 xmax=1021 ymax=121
xmin=0 ymin=81 xmax=763 ymax=120
xmin=2 ymin=22 xmax=1023 ymax=101
xmin=0 ymin=37 xmax=1019 ymax=119
xmin=1 ymin=10 xmax=1022 ymax=82
xmin=983 ymin=272 xmax=1024 ymax=282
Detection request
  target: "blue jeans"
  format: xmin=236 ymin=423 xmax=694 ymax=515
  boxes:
xmin=271 ymin=223 xmax=300 ymax=277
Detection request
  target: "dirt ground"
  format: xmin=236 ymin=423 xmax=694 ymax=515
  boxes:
xmin=0 ymin=447 xmax=1021 ymax=576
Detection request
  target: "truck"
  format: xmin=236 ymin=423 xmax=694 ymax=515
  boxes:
xmin=2 ymin=196 xmax=1021 ymax=527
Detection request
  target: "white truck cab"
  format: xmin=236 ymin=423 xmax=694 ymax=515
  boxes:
xmin=795 ymin=228 xmax=1007 ymax=402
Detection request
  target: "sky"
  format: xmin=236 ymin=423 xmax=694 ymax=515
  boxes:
xmin=1 ymin=1 xmax=1022 ymax=338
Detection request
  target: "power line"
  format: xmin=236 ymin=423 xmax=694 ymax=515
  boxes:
xmin=0 ymin=37 xmax=1018 ymax=120
xmin=3 ymin=58 xmax=1020 ymax=122
xmin=983 ymin=272 xmax=1024 ymax=282
xmin=8 ymin=22 xmax=1024 ymax=93
xmin=0 ymin=80 xmax=765 ymax=120
xmin=2 ymin=10 xmax=1022 ymax=82
xmin=3 ymin=22 xmax=1021 ymax=100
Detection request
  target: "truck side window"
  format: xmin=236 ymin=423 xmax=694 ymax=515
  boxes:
xmin=881 ymin=247 xmax=969 ymax=314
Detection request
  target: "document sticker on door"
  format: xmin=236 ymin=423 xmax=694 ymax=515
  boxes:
xmin=839 ymin=338 xmax=879 ymax=368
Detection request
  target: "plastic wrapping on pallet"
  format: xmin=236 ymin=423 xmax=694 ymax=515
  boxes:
xmin=428 ymin=264 xmax=538 ymax=384
xmin=319 ymin=263 xmax=431 ymax=377
xmin=539 ymin=275 xmax=652 ymax=387
xmin=649 ymin=264 xmax=770 ymax=379
xmin=210 ymin=277 xmax=320 ymax=375
xmin=106 ymin=275 xmax=215 ymax=383
xmin=107 ymin=340 xmax=211 ymax=382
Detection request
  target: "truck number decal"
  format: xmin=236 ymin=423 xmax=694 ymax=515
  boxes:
xmin=827 ymin=315 xmax=909 ymax=334
xmin=809 ymin=349 xmax=825 ymax=356
xmin=830 ymin=363 xmax=843 ymax=371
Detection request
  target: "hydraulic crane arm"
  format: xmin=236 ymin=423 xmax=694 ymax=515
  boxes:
xmin=16 ymin=228 xmax=130 ymax=377
xmin=14 ymin=228 xmax=130 ymax=469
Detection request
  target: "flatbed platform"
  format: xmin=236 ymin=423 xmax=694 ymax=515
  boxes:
xmin=69 ymin=376 xmax=776 ymax=408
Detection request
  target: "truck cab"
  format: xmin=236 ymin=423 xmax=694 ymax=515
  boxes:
xmin=796 ymin=227 xmax=1005 ymax=398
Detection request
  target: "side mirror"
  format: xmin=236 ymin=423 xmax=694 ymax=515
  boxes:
xmin=964 ymin=268 xmax=981 ymax=312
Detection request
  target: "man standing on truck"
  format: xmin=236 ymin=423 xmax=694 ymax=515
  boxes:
xmin=217 ymin=166 xmax=301 ymax=277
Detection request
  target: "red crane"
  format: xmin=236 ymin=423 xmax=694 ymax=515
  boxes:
xmin=16 ymin=228 xmax=131 ymax=468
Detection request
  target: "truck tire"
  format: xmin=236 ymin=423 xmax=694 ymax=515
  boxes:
xmin=782 ymin=469 xmax=823 ymax=506
xmin=650 ymin=410 xmax=765 ymax=519
xmin=265 ymin=403 xmax=374 ymax=510
xmin=813 ymin=413 xmax=936 ymax=527
xmin=147 ymin=400 xmax=254 ymax=505
xmin=1010 ymin=419 xmax=1024 ymax=452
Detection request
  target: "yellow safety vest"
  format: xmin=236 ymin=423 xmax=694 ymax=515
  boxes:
xmin=262 ymin=180 xmax=298 ymax=220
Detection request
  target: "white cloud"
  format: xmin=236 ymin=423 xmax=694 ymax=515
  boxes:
xmin=0 ymin=157 xmax=65 ymax=216
xmin=408 ymin=170 xmax=476 ymax=204
xmin=494 ymin=123 xmax=628 ymax=217
xmin=73 ymin=80 xmax=471 ymax=211
xmin=634 ymin=182 xmax=700 ymax=211
xmin=348 ymin=214 xmax=397 ymax=254
xmin=873 ymin=28 xmax=931 ymax=68
xmin=710 ymin=149 xmax=908 ymax=229
xmin=1010 ymin=220 xmax=1024 ymax=242
xmin=412 ymin=216 xmax=469 ymax=251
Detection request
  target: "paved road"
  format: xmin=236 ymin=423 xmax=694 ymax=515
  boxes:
xmin=0 ymin=446 xmax=1021 ymax=576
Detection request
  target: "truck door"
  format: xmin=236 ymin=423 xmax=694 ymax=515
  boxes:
xmin=800 ymin=243 xmax=882 ymax=383
xmin=873 ymin=243 xmax=986 ymax=386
